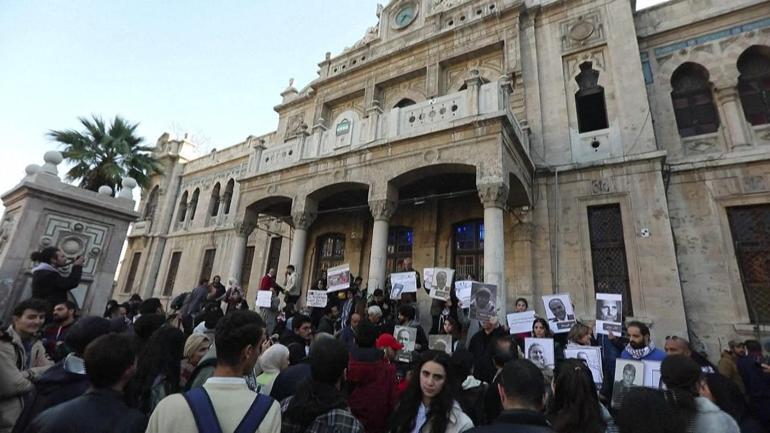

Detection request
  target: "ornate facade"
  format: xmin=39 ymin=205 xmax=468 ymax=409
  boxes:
xmin=113 ymin=0 xmax=770 ymax=358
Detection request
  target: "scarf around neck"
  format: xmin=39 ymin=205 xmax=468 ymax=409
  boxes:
xmin=625 ymin=340 xmax=656 ymax=360
xmin=32 ymin=262 xmax=59 ymax=273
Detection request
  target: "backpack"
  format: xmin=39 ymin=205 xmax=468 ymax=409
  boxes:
xmin=182 ymin=387 xmax=273 ymax=433
xmin=185 ymin=357 xmax=218 ymax=392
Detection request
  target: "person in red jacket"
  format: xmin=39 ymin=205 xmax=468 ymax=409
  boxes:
xmin=347 ymin=321 xmax=398 ymax=433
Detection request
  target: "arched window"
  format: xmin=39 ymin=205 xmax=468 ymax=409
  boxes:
xmin=738 ymin=46 xmax=770 ymax=126
xmin=223 ymin=179 xmax=235 ymax=214
xmin=670 ymin=63 xmax=720 ymax=137
xmin=453 ymin=220 xmax=484 ymax=280
xmin=387 ymin=226 xmax=413 ymax=272
xmin=143 ymin=185 xmax=159 ymax=221
xmin=177 ymin=191 xmax=188 ymax=222
xmin=394 ymin=98 xmax=416 ymax=108
xmin=314 ymin=233 xmax=346 ymax=281
xmin=575 ymin=61 xmax=609 ymax=133
xmin=209 ymin=182 xmax=221 ymax=217
xmin=189 ymin=188 xmax=200 ymax=221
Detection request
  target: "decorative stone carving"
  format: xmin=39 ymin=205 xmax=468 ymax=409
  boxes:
xmin=742 ymin=176 xmax=768 ymax=193
xmin=560 ymin=13 xmax=604 ymax=52
xmin=0 ymin=214 xmax=16 ymax=256
xmin=369 ymin=199 xmax=397 ymax=221
xmin=477 ymin=182 xmax=509 ymax=209
xmin=431 ymin=0 xmax=469 ymax=13
xmin=291 ymin=211 xmax=317 ymax=230
xmin=39 ymin=214 xmax=110 ymax=276
xmin=234 ymin=220 xmax=257 ymax=237
xmin=591 ymin=179 xmax=613 ymax=195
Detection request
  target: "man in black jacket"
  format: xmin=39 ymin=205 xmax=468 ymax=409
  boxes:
xmin=468 ymin=317 xmax=507 ymax=383
xmin=467 ymin=359 xmax=555 ymax=433
xmin=29 ymin=247 xmax=84 ymax=310
xmin=25 ymin=333 xmax=146 ymax=433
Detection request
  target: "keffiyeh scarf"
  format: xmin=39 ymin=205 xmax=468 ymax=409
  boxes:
xmin=625 ymin=340 xmax=656 ymax=360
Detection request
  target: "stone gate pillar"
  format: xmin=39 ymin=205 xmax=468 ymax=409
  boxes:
xmin=0 ymin=151 xmax=139 ymax=320
xmin=478 ymin=181 xmax=509 ymax=322
xmin=368 ymin=199 xmax=397 ymax=292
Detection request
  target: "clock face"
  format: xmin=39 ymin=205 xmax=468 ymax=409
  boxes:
xmin=394 ymin=5 xmax=416 ymax=28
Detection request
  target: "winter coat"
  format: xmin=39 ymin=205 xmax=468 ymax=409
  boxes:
xmin=468 ymin=326 xmax=507 ymax=383
xmin=421 ymin=402 xmax=474 ymax=433
xmin=0 ymin=327 xmax=53 ymax=433
xmin=718 ymin=351 xmax=746 ymax=394
xmin=347 ymin=347 xmax=398 ymax=433
xmin=690 ymin=396 xmax=740 ymax=433
xmin=457 ymin=375 xmax=488 ymax=426
xmin=25 ymin=388 xmax=146 ymax=433
xmin=466 ymin=409 xmax=554 ymax=433
xmin=31 ymin=264 xmax=83 ymax=307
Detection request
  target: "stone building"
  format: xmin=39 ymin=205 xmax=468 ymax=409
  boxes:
xmin=113 ymin=0 xmax=770 ymax=358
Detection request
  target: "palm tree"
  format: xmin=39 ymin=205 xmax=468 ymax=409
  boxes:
xmin=48 ymin=115 xmax=162 ymax=193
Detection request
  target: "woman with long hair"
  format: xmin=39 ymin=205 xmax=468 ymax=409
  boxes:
xmin=547 ymin=359 xmax=614 ymax=433
xmin=441 ymin=315 xmax=463 ymax=352
xmin=388 ymin=351 xmax=473 ymax=433
xmin=532 ymin=318 xmax=553 ymax=338
xmin=660 ymin=355 xmax=739 ymax=433
xmin=616 ymin=387 xmax=684 ymax=433
xmin=127 ymin=326 xmax=185 ymax=415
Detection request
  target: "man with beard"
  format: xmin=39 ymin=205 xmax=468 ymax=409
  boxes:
xmin=620 ymin=321 xmax=666 ymax=361
xmin=43 ymin=301 xmax=78 ymax=361
xmin=395 ymin=305 xmax=428 ymax=351
xmin=547 ymin=298 xmax=574 ymax=322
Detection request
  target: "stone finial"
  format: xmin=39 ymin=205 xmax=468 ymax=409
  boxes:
xmin=98 ymin=185 xmax=113 ymax=196
xmin=41 ymin=151 xmax=63 ymax=178
xmin=24 ymin=164 xmax=41 ymax=179
xmin=118 ymin=177 xmax=137 ymax=199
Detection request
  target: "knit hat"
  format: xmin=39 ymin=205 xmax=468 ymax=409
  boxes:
xmin=183 ymin=333 xmax=211 ymax=360
xmin=376 ymin=333 xmax=404 ymax=351
xmin=65 ymin=316 xmax=112 ymax=355
xmin=661 ymin=354 xmax=701 ymax=391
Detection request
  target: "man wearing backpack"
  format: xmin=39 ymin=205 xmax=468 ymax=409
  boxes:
xmin=147 ymin=310 xmax=281 ymax=433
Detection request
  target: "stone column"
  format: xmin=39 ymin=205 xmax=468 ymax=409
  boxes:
xmin=365 ymin=101 xmax=383 ymax=143
xmin=289 ymin=210 xmax=317 ymax=294
xmin=465 ymin=69 xmax=483 ymax=116
xmin=229 ymin=220 xmax=255 ymax=286
xmin=478 ymin=181 xmax=509 ymax=321
xmin=367 ymin=199 xmax=397 ymax=291
xmin=714 ymin=86 xmax=750 ymax=148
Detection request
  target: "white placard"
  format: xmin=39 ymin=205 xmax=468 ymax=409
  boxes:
xmin=394 ymin=326 xmax=417 ymax=362
xmin=429 ymin=334 xmax=453 ymax=354
xmin=595 ymin=293 xmax=622 ymax=335
xmin=565 ymin=346 xmax=603 ymax=384
xmin=507 ymin=311 xmax=536 ymax=334
xmin=306 ymin=290 xmax=328 ymax=308
xmin=469 ymin=282 xmax=497 ymax=321
xmin=612 ymin=359 xmax=645 ymax=409
xmin=542 ymin=293 xmax=576 ymax=334
xmin=390 ymin=272 xmax=417 ymax=295
xmin=525 ymin=338 xmax=555 ymax=369
xmin=454 ymin=281 xmax=473 ymax=308
xmin=643 ymin=360 xmax=662 ymax=389
xmin=326 ymin=264 xmax=351 ymax=293
xmin=425 ymin=268 xmax=454 ymax=301
xmin=256 ymin=290 xmax=273 ymax=308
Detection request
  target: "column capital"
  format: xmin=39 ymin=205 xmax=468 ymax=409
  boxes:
xmin=478 ymin=182 xmax=509 ymax=209
xmin=369 ymin=199 xmax=397 ymax=221
xmin=291 ymin=210 xmax=316 ymax=230
xmin=234 ymin=220 xmax=256 ymax=237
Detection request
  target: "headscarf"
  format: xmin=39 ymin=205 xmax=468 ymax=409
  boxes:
xmin=183 ymin=333 xmax=211 ymax=360
xmin=259 ymin=343 xmax=290 ymax=374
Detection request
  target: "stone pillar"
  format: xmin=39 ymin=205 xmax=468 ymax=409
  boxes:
xmin=247 ymin=138 xmax=267 ymax=173
xmin=365 ymin=101 xmax=383 ymax=143
xmin=229 ymin=221 xmax=255 ymax=285
xmin=367 ymin=199 xmax=397 ymax=291
xmin=465 ymin=69 xmax=483 ymax=116
xmin=714 ymin=86 xmax=751 ymax=148
xmin=289 ymin=210 xmax=317 ymax=295
xmin=478 ymin=181 xmax=509 ymax=321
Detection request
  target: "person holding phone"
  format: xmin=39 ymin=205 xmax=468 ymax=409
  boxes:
xmin=30 ymin=247 xmax=85 ymax=311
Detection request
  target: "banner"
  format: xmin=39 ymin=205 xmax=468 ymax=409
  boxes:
xmin=256 ymin=290 xmax=273 ymax=308
xmin=541 ymin=293 xmax=576 ymax=334
xmin=390 ymin=271 xmax=417 ymax=300
xmin=326 ymin=264 xmax=351 ymax=293
xmin=425 ymin=268 xmax=454 ymax=301
xmin=469 ymin=282 xmax=497 ymax=321
xmin=429 ymin=334 xmax=453 ymax=354
xmin=306 ymin=290 xmax=328 ymax=308
xmin=595 ymin=293 xmax=623 ymax=335
xmin=507 ymin=311 xmax=536 ymax=334
xmin=525 ymin=337 xmax=555 ymax=369
xmin=454 ymin=281 xmax=473 ymax=308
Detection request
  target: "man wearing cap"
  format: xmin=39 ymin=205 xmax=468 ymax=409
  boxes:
xmin=347 ymin=321 xmax=398 ymax=433
xmin=718 ymin=340 xmax=746 ymax=394
xmin=14 ymin=316 xmax=113 ymax=432
xmin=376 ymin=333 xmax=403 ymax=363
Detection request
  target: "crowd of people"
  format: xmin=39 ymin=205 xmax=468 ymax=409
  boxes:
xmin=1 ymin=247 xmax=769 ymax=433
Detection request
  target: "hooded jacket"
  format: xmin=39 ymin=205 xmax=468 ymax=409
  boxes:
xmin=31 ymin=263 xmax=83 ymax=307
xmin=347 ymin=347 xmax=398 ymax=433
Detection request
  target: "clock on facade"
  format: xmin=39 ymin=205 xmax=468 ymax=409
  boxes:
xmin=393 ymin=4 xmax=417 ymax=29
